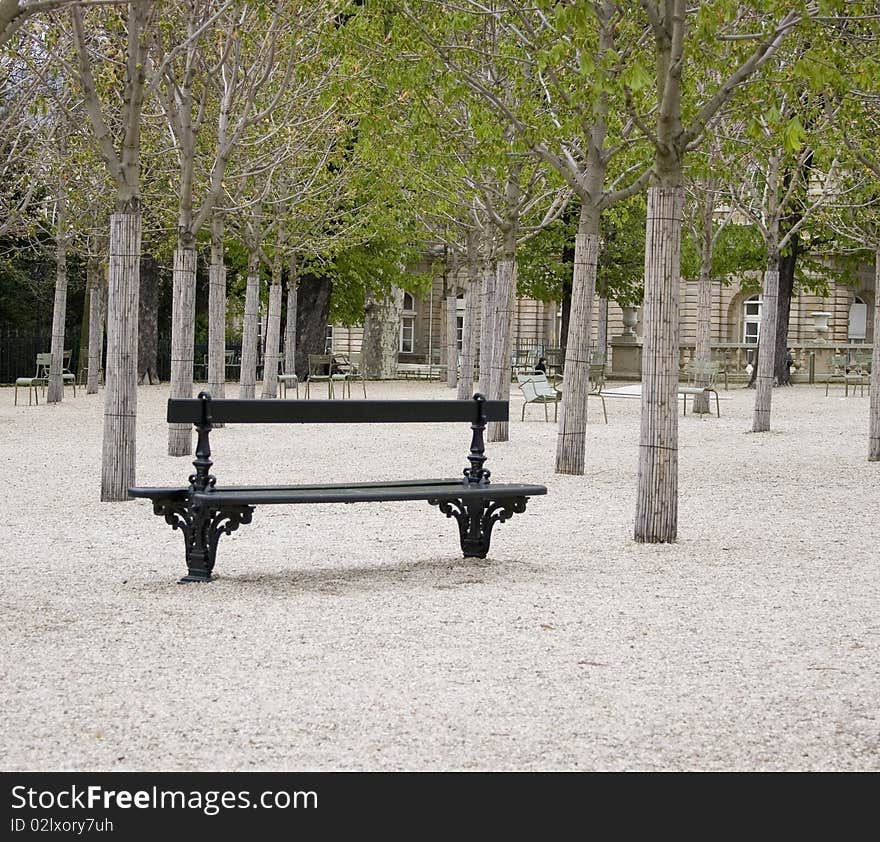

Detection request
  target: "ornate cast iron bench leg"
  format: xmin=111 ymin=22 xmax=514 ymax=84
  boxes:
xmin=428 ymin=393 xmax=531 ymax=558
xmin=150 ymin=397 xmax=256 ymax=583
xmin=151 ymin=496 xmax=254 ymax=582
xmin=431 ymin=496 xmax=529 ymax=558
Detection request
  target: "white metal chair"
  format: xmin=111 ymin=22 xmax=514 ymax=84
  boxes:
xmin=517 ymin=372 xmax=560 ymax=422
xmin=680 ymin=360 xmax=721 ymax=416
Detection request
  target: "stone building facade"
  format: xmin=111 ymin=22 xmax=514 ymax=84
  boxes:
xmin=327 ymin=255 xmax=875 ymax=379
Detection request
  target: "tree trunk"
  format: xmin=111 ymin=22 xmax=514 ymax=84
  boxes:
xmin=87 ymin=265 xmax=106 ymax=395
xmin=73 ymin=0 xmax=150 ymax=500
xmin=695 ymin=271 xmax=712 ymax=360
xmin=868 ymin=248 xmax=880 ymax=460
xmin=559 ymin=276 xmax=573 ymax=352
xmin=774 ymin=239 xmax=798 ymax=386
xmin=101 ymin=209 xmax=140 ymax=502
xmin=284 ymin=254 xmax=298 ymax=375
xmin=692 ymin=207 xmax=714 ymax=413
xmin=634 ymin=185 xmax=684 ymax=543
xmin=487 ymin=227 xmax=517 ymax=443
xmin=239 ymin=242 xmax=261 ymax=399
xmin=446 ymin=293 xmax=458 ymax=388
xmin=478 ymin=248 xmax=495 ymax=394
xmin=207 ymin=212 xmax=226 ymax=399
xmin=261 ymin=253 xmax=283 ymax=399
xmin=773 ymin=159 xmax=809 ymax=386
xmin=555 ymin=202 xmax=599 ymax=474
xmin=168 ymin=243 xmax=197 ymax=456
xmin=47 ymin=197 xmax=69 ymax=404
xmin=457 ymin=237 xmax=480 ymax=400
xmin=362 ymin=286 xmax=404 ymax=379
xmin=137 ymin=253 xmax=159 ymax=384
xmin=295 ymin=274 xmax=331 ymax=380
xmin=438 ymin=278 xmax=448 ymax=368
xmin=752 ymin=253 xmax=780 ymax=433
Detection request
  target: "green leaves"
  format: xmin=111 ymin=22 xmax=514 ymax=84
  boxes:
xmin=623 ymin=61 xmax=653 ymax=94
xmin=782 ymin=115 xmax=805 ymax=153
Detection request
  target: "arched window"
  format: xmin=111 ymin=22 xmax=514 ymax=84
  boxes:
xmin=743 ymin=295 xmax=761 ymax=344
xmin=849 ymin=296 xmax=867 ymax=341
xmin=400 ymin=293 xmax=416 ymax=353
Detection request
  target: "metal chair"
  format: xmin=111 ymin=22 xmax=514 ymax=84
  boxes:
xmin=340 ymin=352 xmax=367 ymax=398
xmin=545 ymin=347 xmax=564 ymax=376
xmin=825 ymin=354 xmax=854 ymax=396
xmin=680 ymin=359 xmax=721 ymax=416
xmin=14 ymin=376 xmax=42 ymax=405
xmin=551 ymin=366 xmax=608 ymax=424
xmin=517 ymin=372 xmax=560 ymax=422
xmin=848 ymin=353 xmax=871 ymax=396
xmin=278 ymin=365 xmax=299 ymax=399
xmin=587 ymin=363 xmax=608 ymax=423
xmin=306 ymin=354 xmax=335 ymax=398
xmin=34 ymin=352 xmax=77 ymax=396
xmin=511 ymin=348 xmax=536 ymax=378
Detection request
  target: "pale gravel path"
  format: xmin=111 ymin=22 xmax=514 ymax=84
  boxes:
xmin=0 ymin=379 xmax=877 ymax=771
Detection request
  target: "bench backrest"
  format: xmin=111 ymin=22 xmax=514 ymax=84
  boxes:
xmin=168 ymin=393 xmax=508 ymax=425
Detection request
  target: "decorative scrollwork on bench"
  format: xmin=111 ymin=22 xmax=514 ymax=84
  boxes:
xmin=151 ymin=496 xmax=254 ymax=583
xmin=430 ymin=496 xmax=530 ymax=559
xmin=188 ymin=471 xmax=217 ymax=489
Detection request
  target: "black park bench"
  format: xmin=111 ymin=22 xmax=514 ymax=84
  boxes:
xmin=129 ymin=392 xmax=547 ymax=583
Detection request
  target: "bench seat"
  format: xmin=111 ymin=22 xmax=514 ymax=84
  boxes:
xmin=131 ymin=478 xmax=547 ymax=506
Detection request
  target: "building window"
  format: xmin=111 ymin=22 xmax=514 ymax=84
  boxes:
xmin=455 ymin=294 xmax=466 ymax=351
xmin=849 ymin=296 xmax=867 ymax=342
xmin=400 ymin=317 xmax=414 ymax=353
xmin=743 ymin=295 xmax=761 ymax=344
xmin=399 ymin=292 xmax=416 ymax=354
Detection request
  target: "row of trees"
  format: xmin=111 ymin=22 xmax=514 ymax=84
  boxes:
xmin=2 ymin=1 xmax=878 ymax=543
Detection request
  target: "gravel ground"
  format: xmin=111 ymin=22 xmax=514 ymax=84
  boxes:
xmin=0 ymin=378 xmax=878 ymax=771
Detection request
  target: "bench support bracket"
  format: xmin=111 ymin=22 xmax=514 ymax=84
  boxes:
xmin=151 ymin=497 xmax=255 ymax=583
xmin=431 ymin=496 xmax=529 ymax=558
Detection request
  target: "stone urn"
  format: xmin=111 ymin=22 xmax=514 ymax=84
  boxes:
xmin=811 ymin=311 xmax=831 ymax=342
xmin=621 ymin=306 xmax=639 ymax=338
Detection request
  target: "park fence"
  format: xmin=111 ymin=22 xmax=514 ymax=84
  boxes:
xmin=0 ymin=330 xmax=81 ymax=385
xmin=0 ymin=334 xmax=246 ymax=385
